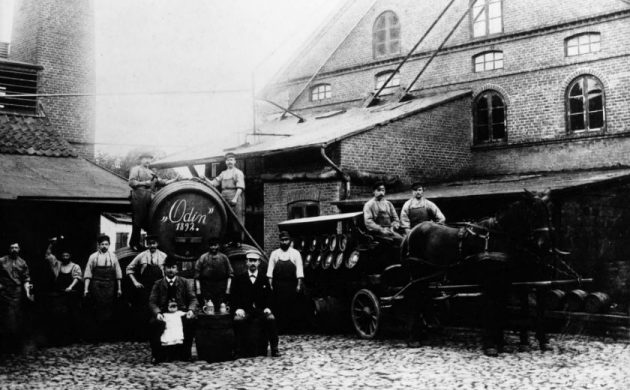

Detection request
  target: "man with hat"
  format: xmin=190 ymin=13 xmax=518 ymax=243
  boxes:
xmin=363 ymin=182 xmax=404 ymax=246
xmin=0 ymin=242 xmax=34 ymax=353
xmin=128 ymin=151 xmax=177 ymax=251
xmin=148 ymin=256 xmax=197 ymax=363
xmin=126 ymin=234 xmax=167 ymax=339
xmin=231 ymin=251 xmax=280 ymax=357
xmin=194 ymin=237 xmax=233 ymax=310
xmin=400 ymin=182 xmax=445 ymax=235
xmin=208 ymin=152 xmax=245 ymax=243
xmin=83 ymin=234 xmax=123 ymax=341
xmin=266 ymin=231 xmax=304 ymax=333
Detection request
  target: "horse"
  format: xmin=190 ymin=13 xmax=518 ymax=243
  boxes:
xmin=400 ymin=189 xmax=559 ymax=356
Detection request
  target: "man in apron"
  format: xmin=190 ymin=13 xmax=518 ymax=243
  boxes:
xmin=128 ymin=152 xmax=176 ymax=251
xmin=266 ymin=231 xmax=304 ymax=333
xmin=194 ymin=238 xmax=233 ymax=309
xmin=363 ymin=182 xmax=404 ymax=246
xmin=83 ymin=234 xmax=123 ymax=341
xmin=209 ymin=152 xmax=245 ymax=243
xmin=0 ymin=243 xmax=33 ymax=354
xmin=44 ymin=238 xmax=82 ymax=344
xmin=126 ymin=235 xmax=166 ymax=340
xmin=400 ymin=182 xmax=446 ymax=235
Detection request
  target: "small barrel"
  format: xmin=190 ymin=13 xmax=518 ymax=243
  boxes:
xmin=303 ymin=251 xmax=312 ymax=268
xmin=337 ymin=234 xmax=348 ymax=252
xmin=328 ymin=234 xmax=338 ymax=252
xmin=332 ymin=252 xmax=344 ymax=270
xmin=565 ymin=289 xmax=588 ymax=312
xmin=545 ymin=289 xmax=566 ymax=311
xmin=584 ymin=292 xmax=611 ymax=314
xmin=319 ymin=235 xmax=330 ymax=251
xmin=322 ymin=252 xmax=334 ymax=270
xmin=195 ymin=314 xmax=235 ymax=362
xmin=308 ymin=237 xmax=318 ymax=252
xmin=312 ymin=252 xmax=323 ymax=269
xmin=345 ymin=250 xmax=360 ymax=269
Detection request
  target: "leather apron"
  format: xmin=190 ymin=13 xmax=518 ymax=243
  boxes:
xmin=272 ymin=259 xmax=297 ymax=331
xmin=198 ymin=254 xmax=228 ymax=307
xmin=88 ymin=258 xmax=117 ymax=324
xmin=376 ymin=211 xmax=392 ymax=228
xmin=0 ymin=265 xmax=23 ymax=336
xmin=408 ymin=206 xmax=431 ymax=229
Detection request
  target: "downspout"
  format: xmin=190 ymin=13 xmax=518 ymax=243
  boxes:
xmin=320 ymin=144 xmax=350 ymax=200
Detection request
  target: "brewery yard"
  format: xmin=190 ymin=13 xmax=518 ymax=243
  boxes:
xmin=1 ymin=331 xmax=628 ymax=390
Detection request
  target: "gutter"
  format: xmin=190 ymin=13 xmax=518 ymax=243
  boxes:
xmin=320 ymin=144 xmax=350 ymax=200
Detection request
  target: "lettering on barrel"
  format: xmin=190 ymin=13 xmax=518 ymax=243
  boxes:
xmin=160 ymin=199 xmax=214 ymax=232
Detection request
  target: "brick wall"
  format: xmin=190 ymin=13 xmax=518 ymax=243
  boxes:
xmin=340 ymin=96 xmax=472 ymax=190
xmin=263 ymin=180 xmax=342 ymax=251
xmin=10 ymin=0 xmax=96 ymax=158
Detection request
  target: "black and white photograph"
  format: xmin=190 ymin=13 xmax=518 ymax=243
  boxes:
xmin=0 ymin=0 xmax=629 ymax=389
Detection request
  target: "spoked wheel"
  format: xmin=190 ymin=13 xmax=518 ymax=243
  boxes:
xmin=351 ymin=289 xmax=381 ymax=339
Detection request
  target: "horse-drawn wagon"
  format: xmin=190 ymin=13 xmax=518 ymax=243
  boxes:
xmin=280 ymin=190 xmax=594 ymax=355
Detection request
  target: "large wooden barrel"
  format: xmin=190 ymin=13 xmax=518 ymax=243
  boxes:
xmin=545 ymin=289 xmax=566 ymax=311
xmin=195 ymin=314 xmax=235 ymax=362
xmin=149 ymin=180 xmax=228 ymax=262
xmin=565 ymin=289 xmax=588 ymax=312
xmin=584 ymin=292 xmax=611 ymax=314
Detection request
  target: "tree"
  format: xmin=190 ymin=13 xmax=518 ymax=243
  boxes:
xmin=95 ymin=148 xmax=179 ymax=180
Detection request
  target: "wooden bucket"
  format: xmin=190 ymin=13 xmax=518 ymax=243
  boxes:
xmin=584 ymin=292 xmax=611 ymax=314
xmin=565 ymin=289 xmax=588 ymax=312
xmin=195 ymin=314 xmax=234 ymax=362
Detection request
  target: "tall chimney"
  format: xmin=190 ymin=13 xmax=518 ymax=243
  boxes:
xmin=10 ymin=0 xmax=96 ymax=158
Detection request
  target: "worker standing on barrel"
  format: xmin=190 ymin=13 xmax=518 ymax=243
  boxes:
xmin=83 ymin=234 xmax=123 ymax=341
xmin=267 ymin=231 xmax=304 ymax=333
xmin=208 ymin=152 xmax=245 ymax=244
xmin=126 ymin=235 xmax=166 ymax=340
xmin=128 ymin=151 xmax=176 ymax=251
xmin=400 ymin=182 xmax=445 ymax=235
xmin=0 ymin=243 xmax=34 ymax=354
xmin=194 ymin=238 xmax=233 ymax=309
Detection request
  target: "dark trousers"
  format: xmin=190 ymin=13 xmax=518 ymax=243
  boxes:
xmin=149 ymin=316 xmax=196 ymax=362
xmin=233 ymin=313 xmax=278 ymax=356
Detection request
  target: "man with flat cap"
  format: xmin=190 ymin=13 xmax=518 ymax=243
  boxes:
xmin=400 ymin=182 xmax=445 ymax=235
xmin=126 ymin=234 xmax=167 ymax=339
xmin=208 ymin=152 xmax=245 ymax=243
xmin=363 ymin=181 xmax=404 ymax=246
xmin=194 ymin=237 xmax=233 ymax=310
xmin=267 ymin=231 xmax=304 ymax=333
xmin=128 ymin=151 xmax=177 ymax=251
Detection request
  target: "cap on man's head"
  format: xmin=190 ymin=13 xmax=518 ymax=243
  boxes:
xmin=225 ymin=152 xmax=236 ymax=159
xmin=279 ymin=231 xmax=291 ymax=240
xmin=208 ymin=237 xmax=220 ymax=245
xmin=373 ymin=181 xmax=386 ymax=190
xmin=138 ymin=151 xmax=154 ymax=159
xmin=163 ymin=256 xmax=178 ymax=267
xmin=145 ymin=234 xmax=159 ymax=243
xmin=245 ymin=251 xmax=261 ymax=260
xmin=411 ymin=182 xmax=424 ymax=190
xmin=96 ymin=234 xmax=110 ymax=244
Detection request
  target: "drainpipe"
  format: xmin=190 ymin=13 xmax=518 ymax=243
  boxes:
xmin=320 ymin=144 xmax=350 ymax=200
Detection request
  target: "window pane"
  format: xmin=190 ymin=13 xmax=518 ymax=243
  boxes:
xmin=569 ymin=97 xmax=584 ymax=113
xmin=578 ymin=34 xmax=589 ymax=45
xmin=376 ymin=44 xmax=386 ymax=56
xmin=567 ymin=46 xmax=579 ymax=56
xmin=306 ymin=205 xmax=320 ymax=217
xmin=569 ymin=82 xmax=583 ymax=97
xmin=488 ymin=2 xmax=501 ymax=18
xmin=495 ymin=59 xmax=503 ymax=69
xmin=569 ymin=114 xmax=585 ymax=131
xmin=475 ymin=62 xmax=484 ymax=72
xmin=491 ymin=94 xmax=504 ymax=108
xmin=477 ymin=109 xmax=489 ymax=126
xmin=473 ymin=5 xmax=485 ymax=23
xmin=492 ymin=106 xmax=505 ymax=123
xmin=492 ymin=123 xmax=506 ymax=139
xmin=390 ymin=28 xmax=400 ymax=39
xmin=485 ymin=61 xmax=494 ymax=71
xmin=389 ymin=40 xmax=400 ymax=54
xmin=376 ymin=17 xmax=386 ymax=29
xmin=477 ymin=95 xmax=488 ymax=110
xmin=495 ymin=52 xmax=503 ymax=60
xmin=579 ymin=44 xmax=590 ymax=54
xmin=588 ymin=94 xmax=602 ymax=111
xmin=376 ymin=30 xmax=386 ymax=42
xmin=586 ymin=78 xmax=602 ymax=93
xmin=488 ymin=18 xmax=502 ymax=34
xmin=474 ymin=22 xmax=486 ymax=37
xmin=590 ymin=41 xmax=600 ymax=53
xmin=476 ymin=125 xmax=489 ymax=142
xmin=589 ymin=112 xmax=604 ymax=129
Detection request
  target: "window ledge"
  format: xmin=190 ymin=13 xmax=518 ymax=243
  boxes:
xmin=470 ymin=129 xmax=630 ymax=151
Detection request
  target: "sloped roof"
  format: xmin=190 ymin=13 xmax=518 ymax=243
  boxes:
xmin=0 ymin=114 xmax=78 ymax=157
xmin=153 ymin=89 xmax=470 ymax=168
xmin=334 ymin=168 xmax=630 ymax=207
xmin=0 ymin=154 xmax=130 ymax=202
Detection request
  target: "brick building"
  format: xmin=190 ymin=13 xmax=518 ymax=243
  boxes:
xmin=154 ymin=0 xmax=630 ymax=305
xmin=0 ymin=0 xmax=129 ymax=286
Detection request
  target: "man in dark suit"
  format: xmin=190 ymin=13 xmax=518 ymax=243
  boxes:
xmin=148 ymin=257 xmax=197 ymax=364
xmin=231 ymin=251 xmax=280 ymax=357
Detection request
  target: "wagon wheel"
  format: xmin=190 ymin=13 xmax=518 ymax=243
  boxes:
xmin=351 ymin=289 xmax=381 ymax=339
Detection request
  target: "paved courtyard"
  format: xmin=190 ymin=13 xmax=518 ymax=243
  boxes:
xmin=0 ymin=331 xmax=629 ymax=390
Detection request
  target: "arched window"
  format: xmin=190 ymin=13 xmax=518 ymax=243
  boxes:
xmin=566 ymin=75 xmax=605 ymax=133
xmin=474 ymin=91 xmax=506 ymax=144
xmin=473 ymin=51 xmax=503 ymax=72
xmin=374 ymin=71 xmax=400 ymax=93
xmin=311 ymin=84 xmax=331 ymax=102
xmin=565 ymin=33 xmax=601 ymax=57
xmin=373 ymin=11 xmax=401 ymax=58
xmin=471 ymin=0 xmax=503 ymax=38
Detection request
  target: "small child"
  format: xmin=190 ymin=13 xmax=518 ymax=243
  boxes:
xmin=160 ymin=300 xmax=186 ymax=347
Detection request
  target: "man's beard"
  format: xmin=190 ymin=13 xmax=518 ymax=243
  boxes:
xmin=280 ymin=244 xmax=290 ymax=251
xmin=9 ymin=251 xmax=18 ymax=258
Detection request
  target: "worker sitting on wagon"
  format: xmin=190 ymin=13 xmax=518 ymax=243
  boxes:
xmin=208 ymin=152 xmax=245 ymax=244
xmin=194 ymin=238 xmax=233 ymax=310
xmin=126 ymin=235 xmax=166 ymax=340
xmin=43 ymin=237 xmax=82 ymax=344
xmin=148 ymin=256 xmax=197 ymax=364
xmin=400 ymin=182 xmax=445 ymax=235
xmin=128 ymin=151 xmax=177 ymax=251
xmin=363 ymin=182 xmax=404 ymax=247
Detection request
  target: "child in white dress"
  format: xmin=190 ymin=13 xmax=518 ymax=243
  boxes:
xmin=160 ymin=300 xmax=186 ymax=346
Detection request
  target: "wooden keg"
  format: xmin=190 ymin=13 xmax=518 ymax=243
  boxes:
xmin=328 ymin=234 xmax=338 ymax=252
xmin=195 ymin=313 xmax=235 ymax=362
xmin=584 ymin=292 xmax=611 ymax=314
xmin=148 ymin=180 xmax=228 ymax=262
xmin=332 ymin=252 xmax=344 ymax=270
xmin=337 ymin=234 xmax=348 ymax=252
xmin=322 ymin=252 xmax=334 ymax=270
xmin=565 ymin=289 xmax=588 ymax=312
xmin=545 ymin=289 xmax=566 ymax=311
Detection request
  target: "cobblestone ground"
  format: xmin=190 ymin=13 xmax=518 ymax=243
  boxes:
xmin=0 ymin=330 xmax=629 ymax=390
